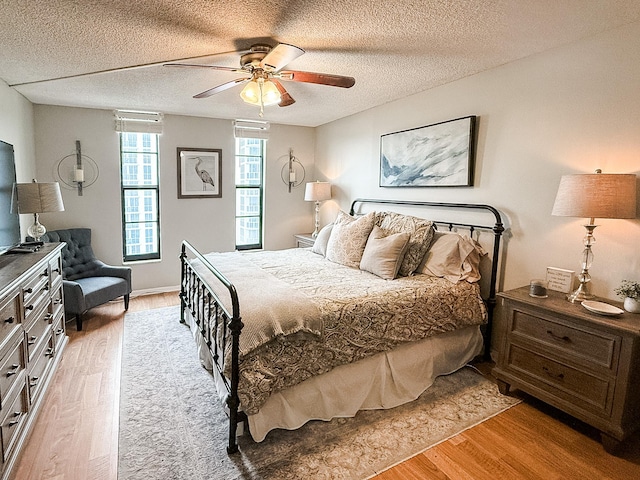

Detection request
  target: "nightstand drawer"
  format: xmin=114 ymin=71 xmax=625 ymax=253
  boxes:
xmin=508 ymin=344 xmax=614 ymax=416
xmin=511 ymin=309 xmax=619 ymax=370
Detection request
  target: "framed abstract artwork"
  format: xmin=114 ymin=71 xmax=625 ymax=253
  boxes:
xmin=380 ymin=116 xmax=476 ymax=187
xmin=177 ymin=147 xmax=222 ymax=198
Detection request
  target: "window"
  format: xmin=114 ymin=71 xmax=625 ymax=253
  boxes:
xmin=120 ymin=132 xmax=160 ymax=261
xmin=235 ymin=137 xmax=265 ymax=250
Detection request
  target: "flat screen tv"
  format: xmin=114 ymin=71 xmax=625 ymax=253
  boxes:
xmin=0 ymin=140 xmax=21 ymax=255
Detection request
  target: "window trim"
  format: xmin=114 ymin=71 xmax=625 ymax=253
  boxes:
xmin=235 ymin=138 xmax=265 ymax=250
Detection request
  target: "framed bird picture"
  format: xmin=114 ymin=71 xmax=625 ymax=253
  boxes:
xmin=177 ymin=147 xmax=222 ymax=198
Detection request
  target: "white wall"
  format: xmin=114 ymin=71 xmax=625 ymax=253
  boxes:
xmin=33 ymin=106 xmax=315 ymax=291
xmin=316 ymin=21 xmax=640 ymax=300
xmin=0 ymin=81 xmax=37 ymax=236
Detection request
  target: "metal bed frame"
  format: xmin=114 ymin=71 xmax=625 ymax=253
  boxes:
xmin=179 ymin=199 xmax=504 ymax=454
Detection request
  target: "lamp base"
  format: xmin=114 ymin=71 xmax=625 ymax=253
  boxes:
xmin=26 ymin=213 xmax=46 ymax=242
xmin=566 ymin=283 xmax=594 ymax=303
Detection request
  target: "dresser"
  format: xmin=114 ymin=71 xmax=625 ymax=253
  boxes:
xmin=0 ymin=244 xmax=68 ymax=479
xmin=492 ymin=286 xmax=640 ymax=453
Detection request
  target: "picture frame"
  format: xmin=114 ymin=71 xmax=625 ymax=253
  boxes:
xmin=380 ymin=115 xmax=476 ymax=187
xmin=177 ymin=147 xmax=221 ymax=198
xmin=546 ymin=267 xmax=575 ymax=294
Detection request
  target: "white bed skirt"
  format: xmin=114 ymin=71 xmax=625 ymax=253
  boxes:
xmin=184 ymin=312 xmax=482 ymax=443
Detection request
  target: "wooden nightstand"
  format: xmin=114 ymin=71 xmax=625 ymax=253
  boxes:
xmin=492 ymin=286 xmax=640 ymax=453
xmin=294 ymin=233 xmax=315 ymax=248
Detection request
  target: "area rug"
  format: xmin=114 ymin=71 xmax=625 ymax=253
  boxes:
xmin=118 ymin=306 xmax=520 ymax=480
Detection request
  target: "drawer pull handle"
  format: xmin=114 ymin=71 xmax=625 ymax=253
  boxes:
xmin=54 ymin=299 xmax=63 ymax=305
xmin=55 ymin=328 xmax=64 ymax=335
xmin=53 ymin=268 xmax=60 ymax=273
xmin=3 ymin=316 xmax=14 ymax=324
xmin=546 ymin=330 xmax=571 ymax=343
xmin=542 ymin=366 xmax=565 ymax=381
xmin=25 ymin=305 xmax=34 ymax=311
xmin=29 ymin=376 xmax=39 ymax=387
xmin=7 ymin=412 xmax=22 ymax=427
xmin=25 ymin=287 xmax=33 ymax=294
xmin=45 ymin=348 xmax=54 ymax=357
xmin=28 ymin=335 xmax=37 ymax=345
xmin=45 ymin=313 xmax=54 ymax=321
xmin=6 ymin=364 xmax=19 ymax=377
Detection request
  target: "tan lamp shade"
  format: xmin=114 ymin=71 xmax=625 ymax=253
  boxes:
xmin=304 ymin=182 xmax=332 ymax=202
xmin=15 ymin=181 xmax=65 ymax=214
xmin=552 ymin=173 xmax=636 ymax=220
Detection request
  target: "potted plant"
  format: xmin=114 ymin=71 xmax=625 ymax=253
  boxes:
xmin=614 ymin=280 xmax=640 ymax=313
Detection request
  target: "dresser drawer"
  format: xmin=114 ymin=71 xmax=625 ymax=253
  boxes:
xmin=0 ymin=334 xmax=26 ymax=410
xmin=50 ymin=283 xmax=64 ymax=320
xmin=22 ymin=267 xmax=50 ymax=325
xmin=511 ymin=309 xmax=620 ymax=370
xmin=49 ymin=255 xmax=63 ymax=287
xmin=0 ymin=382 xmax=27 ymax=463
xmin=25 ymin=307 xmax=53 ymax=363
xmin=28 ymin=334 xmax=54 ymax=403
xmin=507 ymin=344 xmax=614 ymax=416
xmin=52 ymin=312 xmax=66 ymax=352
xmin=0 ymin=290 xmax=21 ymax=349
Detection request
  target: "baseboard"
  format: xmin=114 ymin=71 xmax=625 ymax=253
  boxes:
xmin=130 ymin=285 xmax=180 ymax=298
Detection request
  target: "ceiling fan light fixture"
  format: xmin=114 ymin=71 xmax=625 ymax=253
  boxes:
xmin=240 ymin=78 xmax=281 ymax=107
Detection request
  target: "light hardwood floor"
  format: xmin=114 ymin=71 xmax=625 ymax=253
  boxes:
xmin=11 ymin=293 xmax=640 ymax=479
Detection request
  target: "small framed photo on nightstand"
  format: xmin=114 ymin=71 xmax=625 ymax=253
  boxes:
xmin=546 ymin=267 xmax=575 ymax=294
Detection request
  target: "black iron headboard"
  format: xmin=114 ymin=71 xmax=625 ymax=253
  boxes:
xmin=349 ymin=198 xmax=505 ymax=358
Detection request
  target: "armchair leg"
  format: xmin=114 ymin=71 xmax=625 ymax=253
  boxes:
xmin=76 ymin=314 xmax=83 ymax=331
xmin=124 ymin=294 xmax=130 ymax=311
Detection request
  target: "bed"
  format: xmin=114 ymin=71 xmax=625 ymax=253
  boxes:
xmin=179 ymin=199 xmax=504 ymax=453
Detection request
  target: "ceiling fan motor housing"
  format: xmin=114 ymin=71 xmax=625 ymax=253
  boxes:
xmin=240 ymin=44 xmax=272 ymax=69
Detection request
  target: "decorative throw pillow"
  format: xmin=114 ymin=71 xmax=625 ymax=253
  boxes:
xmin=311 ymin=223 xmax=333 ymax=256
xmin=360 ymin=226 xmax=411 ymax=280
xmin=417 ymin=231 xmax=486 ymax=283
xmin=377 ymin=212 xmax=435 ymax=276
xmin=326 ymin=211 xmax=375 ymax=268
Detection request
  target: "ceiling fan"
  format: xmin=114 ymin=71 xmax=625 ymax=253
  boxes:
xmin=165 ymin=43 xmax=356 ymax=116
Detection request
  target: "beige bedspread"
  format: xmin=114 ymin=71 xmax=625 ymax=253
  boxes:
xmin=196 ymin=248 xmax=487 ymax=415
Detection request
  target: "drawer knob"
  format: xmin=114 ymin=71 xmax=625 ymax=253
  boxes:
xmin=45 ymin=348 xmax=54 ymax=357
xmin=45 ymin=313 xmax=54 ymax=321
xmin=55 ymin=328 xmax=64 ymax=335
xmin=546 ymin=330 xmax=571 ymax=343
xmin=3 ymin=316 xmax=14 ymax=324
xmin=25 ymin=287 xmax=33 ymax=294
xmin=28 ymin=335 xmax=37 ymax=345
xmin=29 ymin=376 xmax=39 ymax=387
xmin=25 ymin=304 xmax=34 ymax=311
xmin=542 ymin=366 xmax=565 ymax=381
xmin=53 ymin=268 xmax=60 ymax=274
xmin=6 ymin=364 xmax=19 ymax=377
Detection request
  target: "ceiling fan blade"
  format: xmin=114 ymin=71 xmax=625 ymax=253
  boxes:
xmin=193 ymin=78 xmax=249 ymax=99
xmin=261 ymin=43 xmax=305 ymax=72
xmin=271 ymin=79 xmax=295 ymax=107
xmin=279 ymin=70 xmax=355 ymax=88
xmin=164 ymin=63 xmax=245 ymax=73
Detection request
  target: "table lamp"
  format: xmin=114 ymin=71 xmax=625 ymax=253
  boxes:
xmin=14 ymin=179 xmax=65 ymax=241
xmin=552 ymin=169 xmax=636 ymax=302
xmin=304 ymin=181 xmax=331 ymax=237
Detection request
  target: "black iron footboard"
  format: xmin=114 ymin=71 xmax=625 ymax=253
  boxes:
xmin=179 ymin=241 xmax=244 ymax=453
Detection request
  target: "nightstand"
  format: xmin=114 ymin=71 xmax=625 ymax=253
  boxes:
xmin=294 ymin=233 xmax=315 ymax=248
xmin=492 ymin=286 xmax=640 ymax=453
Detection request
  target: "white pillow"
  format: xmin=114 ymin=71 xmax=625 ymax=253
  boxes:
xmin=359 ymin=226 xmax=411 ymax=280
xmin=417 ymin=231 xmax=486 ymax=283
xmin=311 ymin=223 xmax=333 ymax=256
xmin=326 ymin=211 xmax=375 ymax=268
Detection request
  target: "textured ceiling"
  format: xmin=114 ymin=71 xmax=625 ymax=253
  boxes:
xmin=2 ymin=1 xmax=640 ymax=127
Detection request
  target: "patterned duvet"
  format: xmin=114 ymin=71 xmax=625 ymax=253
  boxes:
xmin=198 ymin=248 xmax=487 ymax=415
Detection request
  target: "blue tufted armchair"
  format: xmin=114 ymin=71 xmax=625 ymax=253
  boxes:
xmin=37 ymin=228 xmax=131 ymax=331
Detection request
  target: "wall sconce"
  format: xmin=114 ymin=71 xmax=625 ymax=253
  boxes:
xmin=54 ymin=140 xmax=99 ymax=196
xmin=552 ymin=169 xmax=637 ymax=302
xmin=304 ymin=181 xmax=332 ymax=237
xmin=13 ymin=179 xmax=65 ymax=241
xmin=280 ymin=149 xmax=305 ymax=192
